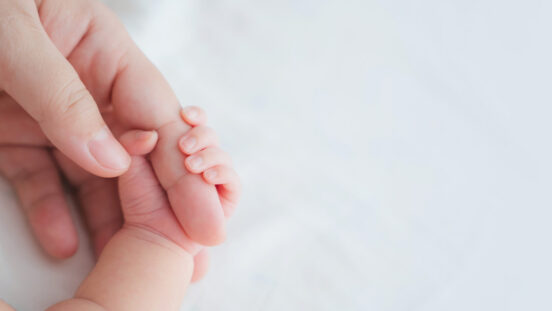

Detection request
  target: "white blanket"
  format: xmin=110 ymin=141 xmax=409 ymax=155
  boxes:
xmin=1 ymin=0 xmax=551 ymax=310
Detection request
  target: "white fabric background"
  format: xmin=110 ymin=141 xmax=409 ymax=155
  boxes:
xmin=1 ymin=0 xmax=551 ymax=310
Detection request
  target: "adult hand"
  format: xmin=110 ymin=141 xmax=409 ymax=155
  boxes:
xmin=0 ymin=91 xmax=127 ymax=259
xmin=0 ymin=0 xmax=183 ymax=256
xmin=0 ymin=0 xmax=134 ymax=177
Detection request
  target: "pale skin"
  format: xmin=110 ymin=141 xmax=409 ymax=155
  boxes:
xmin=0 ymin=110 xmax=241 ymax=310
xmin=0 ymin=0 xmax=230 ymax=261
xmin=0 ymin=0 xmax=241 ymax=308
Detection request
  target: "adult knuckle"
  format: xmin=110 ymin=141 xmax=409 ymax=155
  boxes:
xmin=41 ymin=78 xmax=93 ymax=125
xmin=12 ymin=164 xmax=55 ymax=187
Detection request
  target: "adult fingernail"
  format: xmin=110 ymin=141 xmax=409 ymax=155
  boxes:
xmin=180 ymin=136 xmax=197 ymax=152
xmin=187 ymin=155 xmax=203 ymax=169
xmin=88 ymin=127 xmax=130 ymax=171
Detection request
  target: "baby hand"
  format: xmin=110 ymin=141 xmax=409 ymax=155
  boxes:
xmin=117 ymin=106 xmax=240 ymax=280
xmin=179 ymin=106 xmax=241 ymax=219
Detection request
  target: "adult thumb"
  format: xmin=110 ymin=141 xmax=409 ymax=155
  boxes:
xmin=0 ymin=7 xmax=130 ymax=177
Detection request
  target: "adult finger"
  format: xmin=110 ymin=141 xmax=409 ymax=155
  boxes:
xmin=0 ymin=2 xmax=130 ymax=178
xmin=0 ymin=146 xmax=78 ymax=259
xmin=53 ymin=150 xmax=123 ymax=258
xmin=0 ymin=93 xmax=49 ymax=146
xmin=62 ymin=4 xmax=225 ymax=246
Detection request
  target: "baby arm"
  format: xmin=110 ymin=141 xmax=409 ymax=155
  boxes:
xmin=47 ymin=131 xmax=192 ymax=311
xmin=48 ymin=227 xmax=193 ymax=311
xmin=46 ymin=110 xmax=240 ymax=311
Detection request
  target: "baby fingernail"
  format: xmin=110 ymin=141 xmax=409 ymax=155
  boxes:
xmin=188 ymin=155 xmax=203 ymax=169
xmin=180 ymin=136 xmax=197 ymax=151
xmin=183 ymin=107 xmax=198 ymax=120
xmin=136 ymin=130 xmax=155 ymax=140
